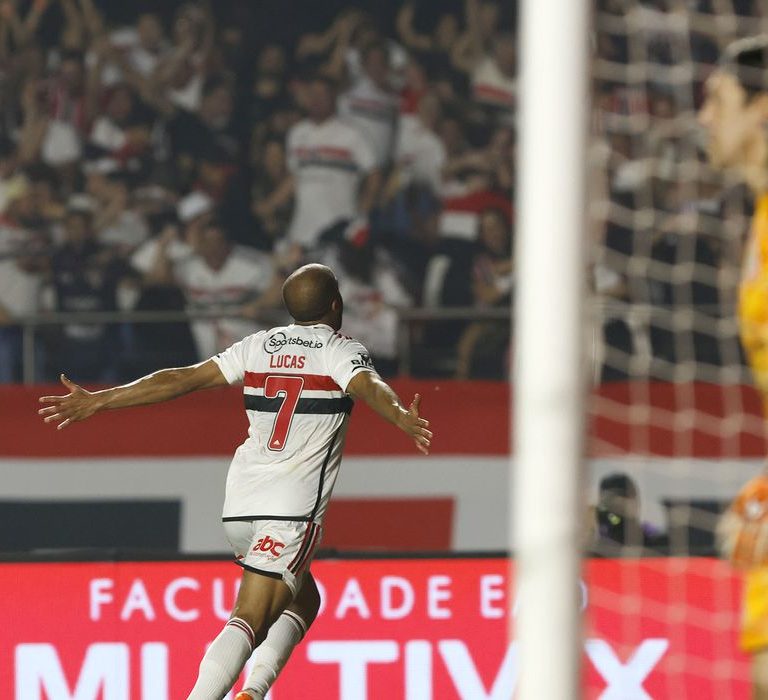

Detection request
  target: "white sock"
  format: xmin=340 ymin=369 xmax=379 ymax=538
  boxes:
xmin=187 ymin=617 xmax=255 ymax=699
xmin=242 ymin=611 xmax=307 ymax=695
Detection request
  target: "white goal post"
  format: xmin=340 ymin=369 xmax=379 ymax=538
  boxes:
xmin=512 ymin=0 xmax=591 ymax=697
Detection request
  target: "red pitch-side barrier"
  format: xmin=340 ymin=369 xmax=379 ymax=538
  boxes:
xmin=0 ymin=557 xmax=750 ymax=698
xmin=2 ymin=380 xmax=765 ymax=458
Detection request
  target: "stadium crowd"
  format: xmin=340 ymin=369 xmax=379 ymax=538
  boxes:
xmin=0 ymin=0 xmax=515 ymax=383
xmin=3 ymin=0 xmax=764 ymax=386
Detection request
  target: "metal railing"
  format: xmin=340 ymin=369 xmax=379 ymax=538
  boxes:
xmin=5 ymin=298 xmax=746 ymax=384
xmin=8 ymin=306 xmax=512 ymax=383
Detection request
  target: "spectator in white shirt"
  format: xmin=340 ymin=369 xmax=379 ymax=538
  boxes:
xmin=338 ymin=42 xmax=399 ymax=168
xmin=324 ymin=236 xmax=413 ymax=374
xmin=453 ymin=0 xmax=502 ymax=65
xmin=156 ymin=218 xmax=282 ymax=360
xmin=296 ymin=11 xmax=406 ymax=87
xmin=85 ymin=170 xmax=149 ymax=256
xmin=455 ymin=206 xmax=513 ymax=379
xmin=451 ymin=0 xmax=516 ymax=119
xmin=378 ymin=91 xmax=446 ymax=239
xmin=151 ymin=3 xmax=213 ymax=113
xmin=274 ymin=76 xmax=381 ymax=252
xmin=385 ymin=91 xmax=446 ymax=200
xmin=251 ymin=137 xmax=293 ymax=246
xmin=0 ymin=224 xmax=48 ymax=382
xmin=469 ymin=33 xmax=516 ymax=114
xmin=88 ymin=83 xmax=154 ymax=172
xmin=130 ymin=190 xmax=214 ymax=284
xmin=345 ymin=15 xmax=408 ymax=87
xmin=123 ymin=192 xmax=215 ymax=376
xmin=125 ymin=13 xmax=168 ymax=78
xmin=94 ymin=13 xmax=169 ymax=88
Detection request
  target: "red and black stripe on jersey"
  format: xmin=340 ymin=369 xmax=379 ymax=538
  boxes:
xmin=243 ymin=371 xmax=353 ymax=415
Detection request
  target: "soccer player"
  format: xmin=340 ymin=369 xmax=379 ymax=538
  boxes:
xmin=698 ymin=36 xmax=768 ymax=699
xmin=38 ymin=263 xmax=433 ymax=699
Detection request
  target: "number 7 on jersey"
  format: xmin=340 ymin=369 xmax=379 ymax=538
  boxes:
xmin=265 ymin=375 xmax=304 ymax=451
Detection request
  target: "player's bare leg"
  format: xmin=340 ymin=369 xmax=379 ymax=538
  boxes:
xmin=187 ymin=571 xmax=293 ymax=699
xmin=235 ymin=572 xmax=322 ymax=700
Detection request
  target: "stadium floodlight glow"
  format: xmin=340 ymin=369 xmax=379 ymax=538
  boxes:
xmin=512 ymin=0 xmax=590 ymax=697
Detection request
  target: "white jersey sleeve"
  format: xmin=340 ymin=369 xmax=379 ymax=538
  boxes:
xmin=286 ymin=123 xmax=301 ymax=174
xmin=212 ymin=331 xmax=264 ymax=384
xmin=327 ymin=335 xmax=378 ymax=392
xmin=349 ymin=128 xmax=376 ymax=175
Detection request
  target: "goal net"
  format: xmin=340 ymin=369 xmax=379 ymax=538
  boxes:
xmin=586 ymin=1 xmax=766 ymax=695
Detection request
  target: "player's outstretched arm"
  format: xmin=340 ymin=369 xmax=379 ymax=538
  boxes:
xmin=346 ymin=371 xmax=433 ymax=455
xmin=38 ymin=360 xmax=228 ymax=430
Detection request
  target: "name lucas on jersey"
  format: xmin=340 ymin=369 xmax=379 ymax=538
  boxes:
xmin=269 ymin=354 xmax=306 ymax=369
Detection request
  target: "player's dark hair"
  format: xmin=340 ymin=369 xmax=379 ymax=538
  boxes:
xmin=720 ymin=36 xmax=768 ymax=101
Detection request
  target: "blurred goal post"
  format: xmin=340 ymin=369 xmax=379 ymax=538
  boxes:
xmin=514 ymin=0 xmax=768 ymax=697
xmin=513 ymin=0 xmax=590 ymax=698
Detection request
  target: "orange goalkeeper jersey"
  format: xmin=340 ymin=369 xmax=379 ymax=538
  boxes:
xmin=739 ymin=194 xmax=768 ymax=395
xmin=738 ymin=194 xmax=768 ymax=652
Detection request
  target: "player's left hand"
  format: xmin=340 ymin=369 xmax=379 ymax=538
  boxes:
xmin=400 ymin=393 xmax=433 ymax=455
xmin=37 ymin=374 xmax=102 ymax=430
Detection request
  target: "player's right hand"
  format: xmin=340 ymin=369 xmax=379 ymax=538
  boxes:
xmin=37 ymin=374 xmax=102 ymax=430
xmin=400 ymin=393 xmax=433 ymax=455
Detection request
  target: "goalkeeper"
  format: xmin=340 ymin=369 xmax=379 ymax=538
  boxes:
xmin=699 ymin=36 xmax=768 ymax=699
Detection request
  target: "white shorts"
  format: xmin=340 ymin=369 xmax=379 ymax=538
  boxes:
xmin=224 ymin=519 xmax=323 ymax=597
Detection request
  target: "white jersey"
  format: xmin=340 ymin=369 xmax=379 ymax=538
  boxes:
xmin=472 ymin=57 xmax=516 ymax=111
xmin=338 ymin=77 xmax=399 ymax=168
xmin=212 ymin=323 xmax=377 ymax=524
xmin=286 ymin=117 xmax=375 ymax=248
xmin=395 ymin=115 xmax=446 ymax=194
xmin=174 ymin=245 xmax=275 ymax=360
